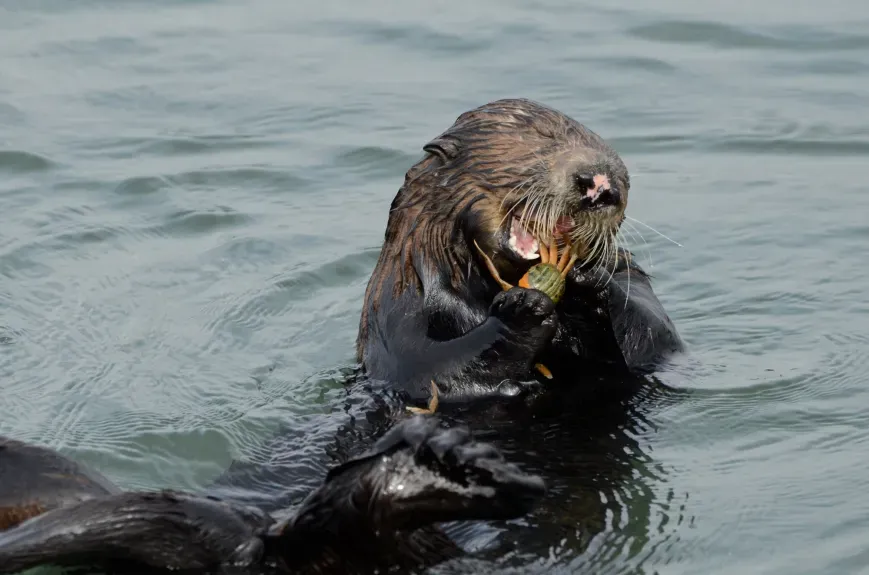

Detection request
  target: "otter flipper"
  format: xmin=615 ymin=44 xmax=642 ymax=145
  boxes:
xmin=271 ymin=414 xmax=546 ymax=573
xmin=291 ymin=414 xmax=545 ymax=529
xmin=0 ymin=490 xmax=273 ymax=574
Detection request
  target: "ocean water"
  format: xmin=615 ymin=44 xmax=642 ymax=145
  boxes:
xmin=2 ymin=1 xmax=869 ymax=573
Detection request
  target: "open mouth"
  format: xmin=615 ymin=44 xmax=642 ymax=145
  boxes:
xmin=507 ymin=213 xmax=574 ymax=260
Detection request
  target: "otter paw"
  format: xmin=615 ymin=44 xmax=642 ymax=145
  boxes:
xmin=370 ymin=415 xmax=546 ymax=527
xmin=489 ymin=287 xmax=556 ymax=330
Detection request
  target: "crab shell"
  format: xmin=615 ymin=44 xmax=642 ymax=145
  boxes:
xmin=518 ymin=262 xmax=566 ymax=305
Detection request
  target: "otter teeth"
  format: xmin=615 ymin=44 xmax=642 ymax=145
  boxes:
xmin=509 ymin=217 xmax=539 ymax=260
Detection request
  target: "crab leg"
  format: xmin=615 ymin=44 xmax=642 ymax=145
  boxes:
xmin=406 ymin=379 xmax=440 ymax=415
xmin=534 ymin=363 xmax=553 ymax=379
xmin=558 ymin=234 xmax=579 ymax=279
xmin=556 ymin=235 xmax=572 ymax=271
xmin=547 ymin=237 xmax=558 ymax=267
xmin=473 ymin=240 xmax=513 ymax=291
xmin=560 ymin=254 xmax=578 ymax=279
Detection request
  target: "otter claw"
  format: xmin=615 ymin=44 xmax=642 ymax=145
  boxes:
xmin=406 ymin=380 xmax=440 ymax=415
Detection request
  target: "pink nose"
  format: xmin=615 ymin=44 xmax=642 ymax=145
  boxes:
xmin=584 ymin=174 xmax=611 ymax=202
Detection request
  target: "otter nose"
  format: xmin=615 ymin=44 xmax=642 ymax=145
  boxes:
xmin=589 ymin=184 xmax=619 ymax=206
xmin=576 ymin=173 xmax=619 ymax=207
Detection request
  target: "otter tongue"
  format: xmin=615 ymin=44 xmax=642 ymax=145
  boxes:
xmin=509 ymin=218 xmax=540 ymax=259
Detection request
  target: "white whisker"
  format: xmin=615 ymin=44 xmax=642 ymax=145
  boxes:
xmin=594 ymin=233 xmax=611 ymax=289
xmin=496 ymin=197 xmax=525 ymax=230
xmin=625 ymin=215 xmax=682 ymax=247
xmin=502 ymin=174 xmax=536 ymax=208
xmin=616 ymin=230 xmax=631 ymax=310
xmin=524 ymin=189 xmax=543 ymax=240
xmin=518 ymin=185 xmax=538 ymax=227
xmin=621 ymin=219 xmax=653 ymax=270
xmin=496 ymin=175 xmax=537 ymax=228
xmin=605 ymin=234 xmax=618 ymax=290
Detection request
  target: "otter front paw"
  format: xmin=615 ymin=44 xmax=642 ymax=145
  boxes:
xmin=489 ymin=287 xmax=556 ymax=332
xmin=488 ymin=288 xmax=558 ymax=362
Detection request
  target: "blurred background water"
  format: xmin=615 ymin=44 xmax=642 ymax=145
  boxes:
xmin=2 ymin=0 xmax=869 ymax=573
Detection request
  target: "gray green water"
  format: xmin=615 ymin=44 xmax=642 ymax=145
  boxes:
xmin=2 ymin=1 xmax=869 ymax=573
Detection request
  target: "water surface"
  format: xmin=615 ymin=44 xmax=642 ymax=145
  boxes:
xmin=2 ymin=1 xmax=869 ymax=573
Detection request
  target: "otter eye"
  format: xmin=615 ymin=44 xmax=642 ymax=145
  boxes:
xmin=574 ymin=174 xmax=595 ymax=190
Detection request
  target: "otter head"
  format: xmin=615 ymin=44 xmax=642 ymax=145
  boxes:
xmin=393 ymin=98 xmax=629 ymax=292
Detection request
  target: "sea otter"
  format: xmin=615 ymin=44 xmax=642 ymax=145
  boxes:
xmin=0 ymin=415 xmax=544 ymax=574
xmin=357 ymin=98 xmax=684 ymax=407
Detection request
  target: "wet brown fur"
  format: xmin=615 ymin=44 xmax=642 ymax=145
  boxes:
xmin=356 ymin=98 xmax=631 ymax=363
xmin=0 ymin=504 xmax=46 ymax=532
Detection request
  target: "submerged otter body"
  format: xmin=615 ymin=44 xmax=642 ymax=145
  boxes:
xmin=0 ymin=416 xmax=544 ymax=574
xmin=356 ymin=98 xmax=684 ymax=405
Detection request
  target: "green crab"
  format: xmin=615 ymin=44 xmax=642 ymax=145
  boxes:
xmin=474 ymin=234 xmax=579 ymax=380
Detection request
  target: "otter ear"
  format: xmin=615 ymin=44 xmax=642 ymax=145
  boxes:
xmin=423 ymin=135 xmax=461 ymax=164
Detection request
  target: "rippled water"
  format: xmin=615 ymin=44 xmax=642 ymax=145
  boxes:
xmin=2 ymin=1 xmax=869 ymax=574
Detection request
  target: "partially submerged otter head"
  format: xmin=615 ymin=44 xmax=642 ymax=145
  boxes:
xmin=408 ymin=98 xmax=630 ymax=286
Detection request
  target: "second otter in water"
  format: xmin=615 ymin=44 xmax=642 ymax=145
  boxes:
xmin=357 ymin=98 xmax=684 ymax=408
